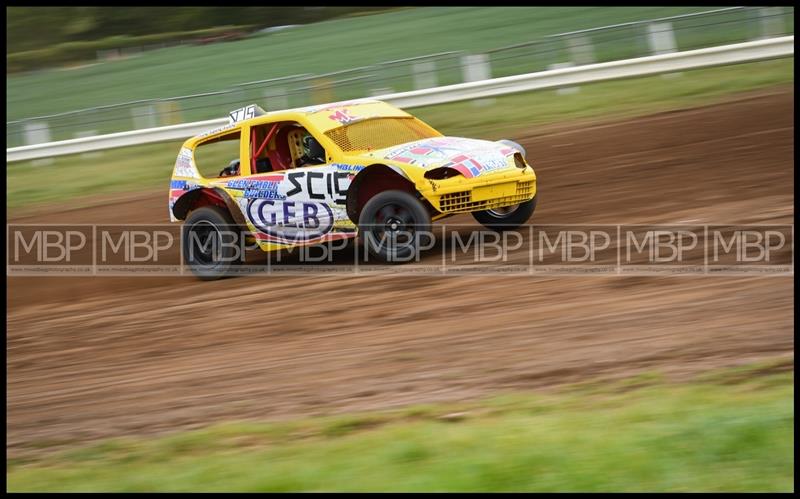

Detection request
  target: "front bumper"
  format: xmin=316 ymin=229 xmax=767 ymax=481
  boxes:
xmin=421 ymin=166 xmax=537 ymax=215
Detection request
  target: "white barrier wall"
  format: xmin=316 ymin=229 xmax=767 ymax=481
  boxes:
xmin=548 ymin=63 xmax=579 ymax=94
xmin=7 ymin=36 xmax=794 ymax=163
xmin=74 ymin=130 xmax=102 ymax=159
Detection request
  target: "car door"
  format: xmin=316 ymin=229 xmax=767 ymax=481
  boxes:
xmin=230 ymin=121 xmax=357 ymax=247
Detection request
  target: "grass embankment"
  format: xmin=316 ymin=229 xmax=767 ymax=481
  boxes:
xmin=6 ymin=58 xmax=793 ymax=214
xmin=7 ymin=6 xmax=712 ymax=121
xmin=7 ymin=361 xmax=794 ymax=492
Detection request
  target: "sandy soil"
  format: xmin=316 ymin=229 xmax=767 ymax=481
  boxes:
xmin=6 ymin=87 xmax=794 ymax=457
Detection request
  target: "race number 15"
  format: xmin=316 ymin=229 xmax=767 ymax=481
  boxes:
xmin=229 ymin=105 xmax=256 ymax=124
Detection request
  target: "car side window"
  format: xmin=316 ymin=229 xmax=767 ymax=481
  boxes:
xmin=251 ymin=122 xmax=328 ymax=172
xmin=283 ymin=124 xmax=328 ymax=169
xmin=193 ymin=131 xmax=241 ymax=178
xmin=249 ymin=124 xmax=276 ymax=174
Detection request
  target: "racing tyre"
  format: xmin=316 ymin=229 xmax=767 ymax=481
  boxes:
xmin=358 ymin=190 xmax=432 ymax=263
xmin=182 ymin=206 xmax=243 ymax=280
xmin=472 ymin=195 xmax=537 ymax=232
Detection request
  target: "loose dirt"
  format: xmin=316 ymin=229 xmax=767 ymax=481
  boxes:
xmin=7 ymin=88 xmax=794 ymax=457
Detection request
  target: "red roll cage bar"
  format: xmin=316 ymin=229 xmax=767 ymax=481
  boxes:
xmin=250 ymin=122 xmax=279 ymax=173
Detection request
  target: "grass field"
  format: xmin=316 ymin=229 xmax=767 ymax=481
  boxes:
xmin=7 ymin=7 xmax=718 ymax=121
xmin=6 ymin=58 xmax=793 ymax=214
xmin=6 ymin=361 xmax=793 ymax=492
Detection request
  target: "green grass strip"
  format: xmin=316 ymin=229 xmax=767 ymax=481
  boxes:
xmin=7 ymin=361 xmax=794 ymax=492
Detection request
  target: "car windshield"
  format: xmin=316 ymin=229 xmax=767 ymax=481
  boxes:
xmin=324 ymin=117 xmax=441 ymax=153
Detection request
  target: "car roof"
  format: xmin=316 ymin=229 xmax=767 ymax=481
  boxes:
xmin=189 ymin=99 xmax=414 ymax=143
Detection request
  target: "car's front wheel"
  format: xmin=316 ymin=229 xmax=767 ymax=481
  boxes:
xmin=358 ymin=190 xmax=432 ymax=263
xmin=182 ymin=206 xmax=243 ymax=280
xmin=472 ymin=195 xmax=537 ymax=232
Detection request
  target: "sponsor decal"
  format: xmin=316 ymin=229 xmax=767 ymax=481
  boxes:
xmin=328 ymin=108 xmax=359 ymax=125
xmin=244 ymin=186 xmax=283 ymax=200
xmin=333 ymin=163 xmax=365 ymax=173
xmin=379 ymin=137 xmax=515 ymax=177
xmin=169 ymin=179 xmax=201 ymax=201
xmin=472 ymin=152 xmax=508 ymax=171
xmin=223 ymin=166 xmax=355 ymax=239
xmin=197 ymin=123 xmax=237 ymax=139
xmin=285 ymin=170 xmax=349 ymax=205
xmin=381 ymin=137 xmax=484 ymax=165
xmin=302 ymin=100 xmax=374 ymax=114
xmin=168 ymin=178 xmax=202 ymax=222
xmin=226 ymin=177 xmax=286 ymax=200
xmin=246 ymin=199 xmax=336 ymax=243
xmin=173 ymin=147 xmax=199 ymax=178
xmin=443 ymin=151 xmax=508 ymax=178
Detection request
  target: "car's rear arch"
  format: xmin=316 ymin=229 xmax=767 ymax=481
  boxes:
xmin=346 ymin=164 xmax=431 ymax=222
xmin=171 ymin=187 xmax=247 ymax=227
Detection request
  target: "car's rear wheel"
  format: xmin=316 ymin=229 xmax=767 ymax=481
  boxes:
xmin=358 ymin=190 xmax=432 ymax=263
xmin=182 ymin=206 xmax=242 ymax=280
xmin=472 ymin=195 xmax=537 ymax=232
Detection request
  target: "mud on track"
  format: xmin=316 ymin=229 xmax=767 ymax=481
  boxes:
xmin=7 ymin=88 xmax=794 ymax=457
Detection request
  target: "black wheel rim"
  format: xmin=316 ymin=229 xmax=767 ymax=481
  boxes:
xmin=374 ymin=203 xmax=417 ymax=247
xmin=188 ymin=220 xmax=222 ymax=266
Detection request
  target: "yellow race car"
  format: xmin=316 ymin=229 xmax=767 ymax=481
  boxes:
xmin=168 ymin=99 xmax=537 ymax=278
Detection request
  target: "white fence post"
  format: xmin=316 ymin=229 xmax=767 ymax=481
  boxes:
xmin=461 ymin=53 xmax=494 ymax=106
xmin=412 ymin=60 xmax=438 ymax=90
xmin=759 ymin=7 xmax=785 ymax=39
xmin=647 ymin=22 xmax=678 ymax=55
xmin=157 ymin=101 xmax=182 ymax=126
xmin=132 ymin=104 xmax=157 ymax=130
xmin=461 ymin=54 xmax=491 ymax=82
xmin=566 ymin=35 xmax=596 ymax=65
xmin=647 ymin=22 xmax=681 ymax=78
xmin=24 ymin=121 xmax=53 ymax=165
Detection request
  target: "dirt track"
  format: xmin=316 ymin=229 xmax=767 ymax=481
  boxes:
xmin=7 ymin=87 xmax=794 ymax=457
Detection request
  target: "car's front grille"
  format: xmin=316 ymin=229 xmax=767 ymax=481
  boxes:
xmin=437 ymin=180 xmax=535 ymax=213
xmin=439 ymin=190 xmax=472 ymax=211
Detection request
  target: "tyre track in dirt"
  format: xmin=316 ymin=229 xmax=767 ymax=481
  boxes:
xmin=7 ymin=87 xmax=794 ymax=457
